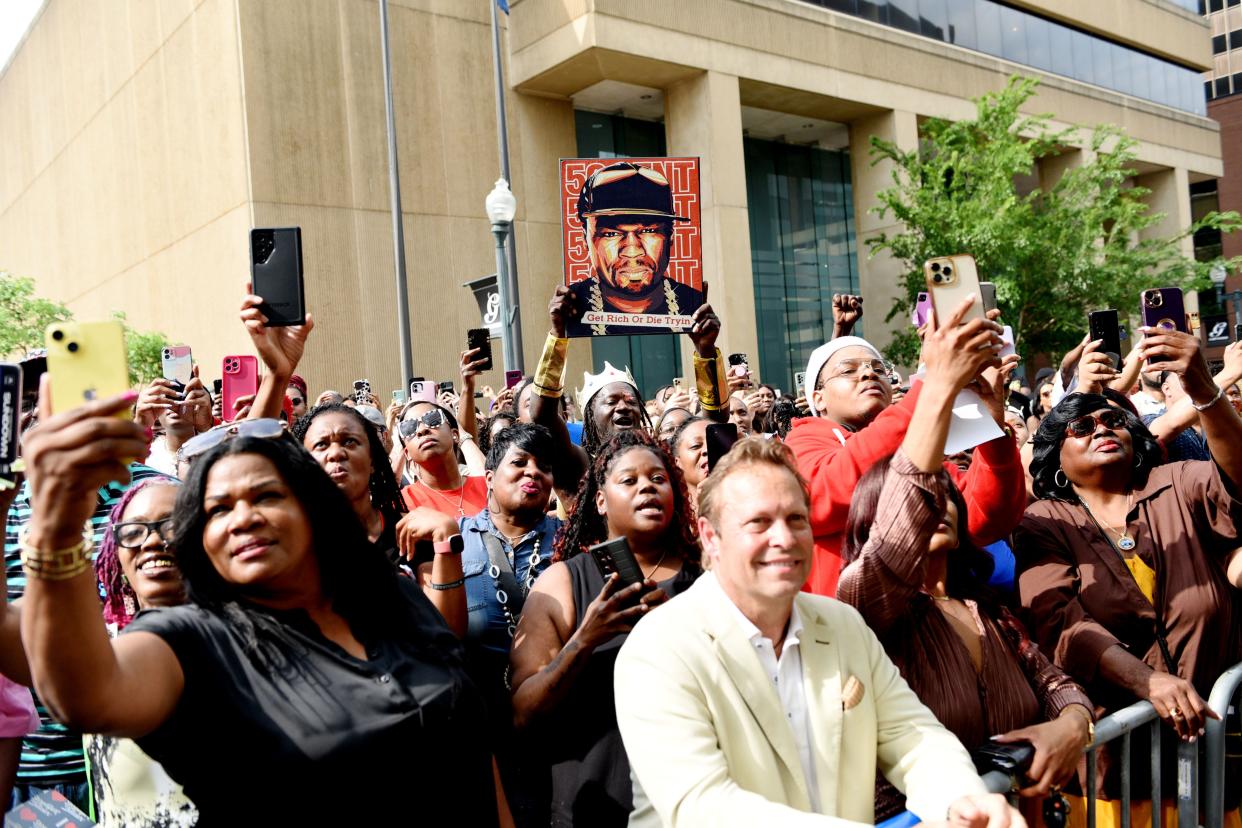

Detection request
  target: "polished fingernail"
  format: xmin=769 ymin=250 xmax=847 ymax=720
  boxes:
xmin=123 ymin=390 xmax=140 ymax=402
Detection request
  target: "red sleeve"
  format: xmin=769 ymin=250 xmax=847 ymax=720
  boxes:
xmin=786 ymin=382 xmax=923 ymax=538
xmin=946 ymin=433 xmax=1027 ymax=546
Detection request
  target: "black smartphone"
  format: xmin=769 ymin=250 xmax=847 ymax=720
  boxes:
xmin=18 ymin=353 xmax=45 ymax=414
xmin=437 ymin=381 xmax=454 ymax=395
xmin=0 ymin=363 xmax=22 ymax=471
xmin=705 ymin=422 xmax=739 ymax=473
xmin=250 ymin=227 xmax=306 ymax=327
xmin=1088 ymin=309 xmax=1122 ymax=368
xmin=979 ymin=281 xmax=998 ymax=315
xmin=466 ymin=328 xmax=493 ymax=372
xmin=588 ymin=537 xmax=645 ymax=589
xmin=1236 ymin=324 xmax=1242 ymax=343
xmin=212 ymin=378 xmax=223 ymax=396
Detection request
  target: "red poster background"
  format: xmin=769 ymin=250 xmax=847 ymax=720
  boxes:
xmin=560 ymin=157 xmax=702 ymax=291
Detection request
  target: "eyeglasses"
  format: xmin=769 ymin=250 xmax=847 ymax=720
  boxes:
xmin=828 ymin=359 xmax=893 ymax=382
xmin=178 ymin=419 xmax=288 ymax=462
xmin=112 ymin=518 xmax=175 ymax=549
xmin=398 ymin=409 xmax=446 ymax=440
xmin=1065 ymin=409 xmax=1128 ymax=438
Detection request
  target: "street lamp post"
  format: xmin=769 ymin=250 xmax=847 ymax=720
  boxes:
xmin=1211 ymin=265 xmax=1242 ymax=340
xmin=486 ymin=179 xmax=522 ymax=373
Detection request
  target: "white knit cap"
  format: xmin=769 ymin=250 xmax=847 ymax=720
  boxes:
xmin=803 ymin=336 xmax=884 ymax=417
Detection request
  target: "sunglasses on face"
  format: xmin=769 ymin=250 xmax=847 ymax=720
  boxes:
xmin=1065 ymin=409 xmax=1128 ymax=438
xmin=112 ymin=518 xmax=175 ymax=549
xmin=178 ymin=418 xmax=288 ymax=462
xmin=398 ymin=409 xmax=446 ymax=440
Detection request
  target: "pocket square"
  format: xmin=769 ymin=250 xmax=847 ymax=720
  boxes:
xmin=841 ymin=675 xmax=865 ymax=710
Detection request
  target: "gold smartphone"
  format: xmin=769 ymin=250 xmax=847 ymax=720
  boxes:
xmin=45 ymin=321 xmax=131 ymax=415
xmin=924 ymin=254 xmax=986 ymax=326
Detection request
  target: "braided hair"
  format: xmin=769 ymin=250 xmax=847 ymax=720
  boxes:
xmin=581 ymin=383 xmax=652 ymax=460
xmin=94 ymin=477 xmax=179 ymax=630
xmin=553 ymin=429 xmax=700 ymax=568
xmin=292 ymin=402 xmax=406 ymax=529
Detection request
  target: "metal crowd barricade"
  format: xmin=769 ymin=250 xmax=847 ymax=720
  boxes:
xmin=979 ymin=660 xmax=1242 ymax=828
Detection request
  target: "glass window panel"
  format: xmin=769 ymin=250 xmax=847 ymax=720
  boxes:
xmin=1230 ymin=0 xmax=1240 ymax=7
xmin=974 ymin=1 xmax=1002 ymax=58
xmin=1230 ymin=30 xmax=1242 ymax=49
xmin=1025 ymin=15 xmax=1053 ymax=73
xmin=1130 ymin=53 xmax=1151 ymax=102
xmin=1210 ymin=0 xmax=1224 ymax=11
xmin=1048 ymin=24 xmax=1073 ymax=79
xmin=888 ymin=0 xmax=920 ymax=33
xmin=1217 ymin=76 xmax=1232 ymax=96
xmin=1206 ymin=79 xmax=1215 ymax=101
xmin=1149 ymin=55 xmax=1168 ymax=105
xmin=1112 ymin=45 xmax=1134 ymax=97
xmin=918 ymin=0 xmax=948 ymax=41
xmin=1214 ymin=34 xmax=1228 ymax=54
xmin=944 ymin=0 xmax=976 ymax=48
xmin=817 ymin=0 xmax=858 ymax=13
xmin=857 ymin=0 xmax=888 ymax=24
xmin=1070 ymin=29 xmax=1094 ymax=84
xmin=1000 ymin=6 xmax=1027 ymax=65
xmin=1092 ymin=35 xmax=1113 ymax=88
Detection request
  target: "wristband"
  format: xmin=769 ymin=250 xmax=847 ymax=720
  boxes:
xmin=430 ymin=577 xmax=465 ymax=591
xmin=693 ymin=348 xmax=729 ymax=412
xmin=433 ymin=535 xmax=464 ymax=556
xmin=533 ymin=332 xmax=569 ymax=398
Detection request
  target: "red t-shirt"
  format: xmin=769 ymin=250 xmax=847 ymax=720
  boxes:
xmin=401 ymin=476 xmax=489 ymax=520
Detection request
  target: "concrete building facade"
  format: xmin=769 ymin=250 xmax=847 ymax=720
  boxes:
xmin=0 ymin=0 xmax=1223 ymax=398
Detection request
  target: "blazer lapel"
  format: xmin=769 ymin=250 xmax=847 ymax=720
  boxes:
xmin=798 ymin=597 xmax=844 ymax=816
xmin=701 ymin=597 xmax=807 ymax=797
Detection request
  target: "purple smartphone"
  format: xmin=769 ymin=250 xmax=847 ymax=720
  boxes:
xmin=912 ymin=292 xmax=933 ymax=327
xmin=1140 ymin=287 xmax=1187 ymax=364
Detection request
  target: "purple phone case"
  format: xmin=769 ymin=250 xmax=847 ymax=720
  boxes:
xmin=912 ymin=293 xmax=933 ymax=327
xmin=1141 ymin=288 xmax=1186 ymax=363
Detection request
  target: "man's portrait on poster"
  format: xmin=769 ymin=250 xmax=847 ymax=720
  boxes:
xmin=561 ymin=158 xmax=704 ymax=337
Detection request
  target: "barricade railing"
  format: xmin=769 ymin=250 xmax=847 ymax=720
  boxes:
xmin=980 ymin=660 xmax=1242 ymax=828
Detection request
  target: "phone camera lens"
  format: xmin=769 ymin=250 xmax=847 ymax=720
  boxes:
xmin=51 ymin=329 xmax=64 ymax=341
xmin=943 ymin=266 xmax=953 ymax=277
xmin=930 ymin=262 xmax=941 ymax=273
xmin=932 ymin=274 xmax=942 ymax=283
xmin=67 ymin=342 xmax=79 ymax=353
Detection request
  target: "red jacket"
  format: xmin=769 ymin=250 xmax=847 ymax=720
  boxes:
xmin=784 ymin=381 xmax=1027 ymax=597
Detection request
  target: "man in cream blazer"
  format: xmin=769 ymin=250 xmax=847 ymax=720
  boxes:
xmin=615 ymin=438 xmax=1020 ymax=827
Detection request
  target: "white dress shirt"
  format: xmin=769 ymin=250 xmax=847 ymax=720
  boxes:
xmin=701 ymin=572 xmax=820 ymax=813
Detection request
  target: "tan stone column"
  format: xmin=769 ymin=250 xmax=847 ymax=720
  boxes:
xmin=664 ymin=71 xmax=757 ymax=376
xmin=848 ymin=109 xmax=919 ymax=359
xmin=1136 ymin=166 xmax=1194 ymax=257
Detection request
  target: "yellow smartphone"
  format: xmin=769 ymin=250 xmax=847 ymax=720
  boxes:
xmin=45 ymin=321 xmax=131 ymax=415
xmin=924 ymin=254 xmax=986 ymax=326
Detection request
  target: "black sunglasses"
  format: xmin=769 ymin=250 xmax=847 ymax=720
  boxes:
xmin=1065 ymin=409 xmax=1128 ymax=438
xmin=398 ymin=409 xmax=446 ymax=440
xmin=178 ymin=419 xmax=288 ymax=462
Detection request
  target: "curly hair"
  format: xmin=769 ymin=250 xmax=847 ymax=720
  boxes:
xmin=581 ymin=384 xmax=652 ymax=459
xmin=553 ymin=429 xmax=700 ymax=568
xmin=1030 ymin=392 xmax=1164 ymax=502
xmin=292 ymin=402 xmax=406 ymax=529
xmin=94 ymin=477 xmax=179 ymax=630
xmin=763 ymin=398 xmax=802 ymax=438
xmin=478 ymin=412 xmax=516 ymax=456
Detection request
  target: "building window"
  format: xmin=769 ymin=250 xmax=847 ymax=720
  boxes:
xmin=801 ymin=0 xmax=1206 ymax=115
xmin=745 ymin=138 xmax=859 ymax=394
xmin=1216 ymin=76 xmax=1232 ymax=96
xmin=1230 ymin=29 xmax=1242 ymax=49
xmin=1213 ymin=34 xmax=1228 ymax=53
xmin=573 ymin=111 xmax=681 ymax=398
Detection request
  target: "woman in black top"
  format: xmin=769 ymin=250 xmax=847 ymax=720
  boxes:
xmin=510 ymin=430 xmax=700 ymax=827
xmin=18 ymin=390 xmax=496 ymax=825
xmin=293 ymin=402 xmax=467 ymax=635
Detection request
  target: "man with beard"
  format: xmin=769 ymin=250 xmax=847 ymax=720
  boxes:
xmin=566 ymin=162 xmax=703 ymax=336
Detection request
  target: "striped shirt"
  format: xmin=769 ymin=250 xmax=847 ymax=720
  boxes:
xmin=5 ymin=464 xmax=169 ymax=786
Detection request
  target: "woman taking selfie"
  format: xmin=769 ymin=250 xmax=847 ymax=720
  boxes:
xmin=509 ymin=430 xmax=701 ymax=827
xmin=17 ymin=389 xmax=498 ymax=824
xmin=838 ymin=304 xmax=1093 ymax=822
xmin=1016 ymin=327 xmax=1242 ymax=823
xmin=398 ymin=401 xmax=488 ymax=519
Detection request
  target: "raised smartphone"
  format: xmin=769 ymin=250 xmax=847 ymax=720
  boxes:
xmin=408 ymin=380 xmax=436 ymax=405
xmin=161 ymin=345 xmax=193 ymax=393
xmin=924 ymin=254 xmax=985 ymax=326
xmin=588 ymin=537 xmax=645 ymax=589
xmin=0 ymin=364 xmax=21 ymax=471
xmin=979 ymin=281 xmax=998 ymax=315
xmin=1088 ymin=309 xmax=1122 ymax=367
xmin=392 ymin=389 xmax=407 ymax=406
xmin=795 ymin=371 xmax=807 ymax=394
xmin=250 ymin=227 xmax=306 ymax=327
xmin=705 ymin=422 xmax=739 ymax=473
xmin=353 ymin=379 xmax=371 ymax=403
xmin=1141 ymin=287 xmax=1187 ymax=364
xmin=505 ymin=370 xmax=523 ymax=390
xmin=45 ymin=321 xmax=130 ymax=415
xmin=221 ymin=355 xmax=260 ymax=422
xmin=912 ymin=291 xmax=933 ymax=328
xmin=437 ymin=381 xmax=454 ymax=396
xmin=466 ymin=328 xmax=493 ymax=372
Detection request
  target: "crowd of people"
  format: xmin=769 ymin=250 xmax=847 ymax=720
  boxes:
xmin=0 ymin=279 xmax=1238 ymax=828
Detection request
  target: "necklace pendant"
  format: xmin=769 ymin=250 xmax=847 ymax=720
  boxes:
xmin=1117 ymin=535 xmax=1136 ymax=551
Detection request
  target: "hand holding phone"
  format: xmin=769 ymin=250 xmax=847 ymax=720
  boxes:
xmin=46 ymin=322 xmax=131 ymax=416
xmin=222 ymin=355 xmax=260 ymax=422
xmin=250 ymin=228 xmax=306 ymax=327
xmin=466 ymin=328 xmax=493 ymax=372
xmin=924 ymin=255 xmax=986 ymax=327
xmin=1140 ymin=288 xmax=1187 ymax=364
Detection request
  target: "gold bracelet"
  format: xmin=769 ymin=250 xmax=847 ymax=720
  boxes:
xmin=693 ymin=348 xmax=728 ymax=412
xmin=533 ymin=331 xmax=569 ymax=398
xmin=19 ymin=525 xmax=95 ymax=581
xmin=1063 ymin=704 xmax=1095 ymax=747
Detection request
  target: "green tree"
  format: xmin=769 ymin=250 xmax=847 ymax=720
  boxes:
xmin=0 ymin=271 xmax=72 ymax=357
xmin=112 ymin=312 xmax=169 ymax=386
xmin=867 ymin=76 xmax=1242 ymax=368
